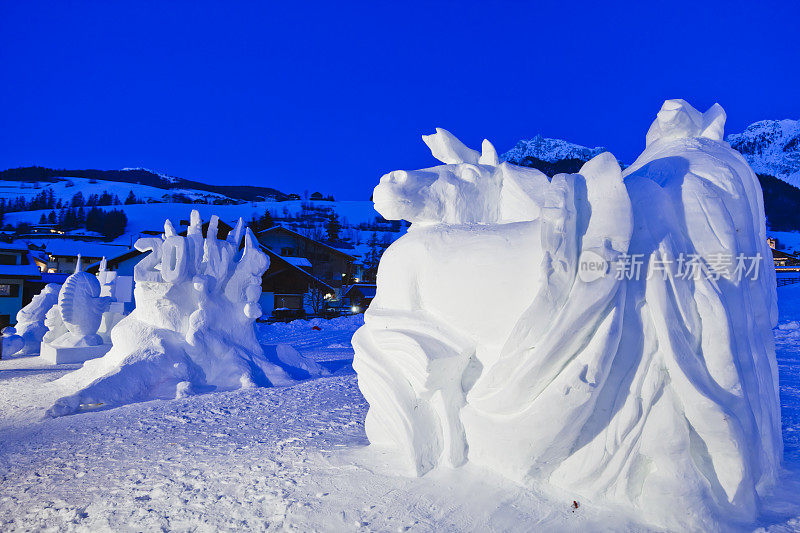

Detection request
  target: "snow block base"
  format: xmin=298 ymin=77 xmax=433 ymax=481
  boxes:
xmin=40 ymin=343 xmax=111 ymax=364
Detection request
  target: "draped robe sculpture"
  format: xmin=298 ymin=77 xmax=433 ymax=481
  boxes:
xmin=352 ymin=100 xmax=781 ymax=531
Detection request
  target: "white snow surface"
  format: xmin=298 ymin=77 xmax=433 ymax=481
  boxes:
xmin=0 ymin=304 xmax=799 ymax=531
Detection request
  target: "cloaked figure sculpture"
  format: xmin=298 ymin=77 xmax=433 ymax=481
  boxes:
xmin=47 ymin=211 xmax=322 ymax=417
xmin=352 ymin=100 xmax=781 ymax=531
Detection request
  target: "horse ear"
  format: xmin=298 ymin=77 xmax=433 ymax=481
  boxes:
xmin=479 ymin=139 xmax=499 ymax=166
xmin=700 ymin=103 xmax=726 ymax=142
xmin=422 ymin=128 xmax=480 ymax=164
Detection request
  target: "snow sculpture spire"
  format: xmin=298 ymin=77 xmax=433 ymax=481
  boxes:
xmin=353 ymin=105 xmax=781 ymax=531
xmin=422 ymin=127 xmax=480 ymax=164
xmin=645 ymin=98 xmax=727 ymax=147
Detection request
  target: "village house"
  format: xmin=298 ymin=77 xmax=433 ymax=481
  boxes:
xmin=767 ymin=237 xmax=800 ymax=268
xmin=342 ymin=283 xmax=377 ymax=313
xmin=255 ymin=226 xmax=356 ymax=291
xmin=27 ymin=240 xmax=131 ymax=273
xmin=0 ymin=243 xmax=47 ymax=329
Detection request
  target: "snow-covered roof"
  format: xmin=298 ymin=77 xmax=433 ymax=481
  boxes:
xmin=0 ymin=263 xmax=42 ymax=278
xmin=0 ymin=242 xmax=31 ymax=252
xmin=344 ymin=283 xmax=377 ymax=298
xmin=85 ymin=247 xmax=146 ymax=273
xmin=282 ymin=256 xmax=312 ymax=268
xmin=35 ymin=240 xmax=131 ymax=258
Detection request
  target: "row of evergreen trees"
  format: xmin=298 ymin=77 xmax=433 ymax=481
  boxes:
xmin=30 ymin=207 xmax=128 ymax=239
xmin=0 ymin=189 xmax=141 ymax=239
xmin=0 ymin=189 xmax=144 ymax=216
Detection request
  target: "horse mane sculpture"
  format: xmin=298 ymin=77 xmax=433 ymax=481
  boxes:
xmin=352 ymin=100 xmax=781 ymax=531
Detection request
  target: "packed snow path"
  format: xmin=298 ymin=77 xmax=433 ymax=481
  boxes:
xmin=1 ymin=313 xmax=799 ymax=531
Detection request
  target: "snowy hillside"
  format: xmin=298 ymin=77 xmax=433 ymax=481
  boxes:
xmin=0 ymin=176 xmax=232 ymax=205
xmin=501 ymin=135 xmax=605 ymax=165
xmin=727 ymin=119 xmax=800 ymax=186
xmin=0 ymin=167 xmax=287 ymax=202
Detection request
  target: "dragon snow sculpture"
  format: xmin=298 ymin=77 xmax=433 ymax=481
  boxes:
xmin=353 ymin=100 xmax=781 ymax=531
xmin=47 ymin=211 xmax=322 ymax=417
xmin=55 ymin=256 xmax=112 ymax=347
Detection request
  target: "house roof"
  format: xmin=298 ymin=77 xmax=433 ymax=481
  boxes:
xmin=85 ymin=247 xmax=143 ymax=273
xmin=772 ymin=248 xmax=796 ymax=259
xmin=0 ymin=242 xmax=31 ymax=252
xmin=259 ymin=244 xmax=335 ymax=293
xmin=33 ymin=240 xmax=130 ymax=259
xmin=256 ymin=226 xmax=356 ymax=261
xmin=343 ymin=283 xmax=377 ymax=299
xmin=282 ymin=256 xmax=312 ymax=268
xmin=41 ymin=272 xmax=69 ymax=284
xmin=0 ymin=263 xmax=42 ymax=279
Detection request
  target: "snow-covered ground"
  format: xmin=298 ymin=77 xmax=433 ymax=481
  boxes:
xmin=1 ymin=308 xmax=800 ymax=531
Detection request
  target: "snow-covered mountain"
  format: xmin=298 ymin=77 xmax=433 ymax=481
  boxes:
xmin=120 ymin=167 xmax=180 ymax=184
xmin=727 ymin=119 xmax=800 ymax=186
xmin=501 ymin=135 xmax=606 ymax=165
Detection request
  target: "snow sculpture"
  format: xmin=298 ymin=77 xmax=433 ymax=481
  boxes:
xmin=40 ymin=258 xmax=113 ymax=363
xmin=54 ymin=256 xmax=111 ymax=347
xmin=42 ymin=304 xmax=67 ymax=344
xmin=96 ymin=258 xmax=126 ymax=343
xmin=353 ymin=101 xmax=781 ymax=531
xmin=47 ymin=210 xmax=324 ymax=417
xmin=1 ymin=283 xmax=61 ymax=355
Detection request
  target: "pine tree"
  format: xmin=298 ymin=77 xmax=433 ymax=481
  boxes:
xmin=325 ymin=213 xmax=341 ymax=242
xmin=71 ymin=192 xmax=85 ymax=208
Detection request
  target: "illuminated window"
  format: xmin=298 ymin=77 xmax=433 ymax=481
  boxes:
xmin=0 ymin=284 xmax=19 ymax=297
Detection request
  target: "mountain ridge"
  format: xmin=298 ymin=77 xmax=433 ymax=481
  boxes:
xmin=0 ymin=166 xmax=288 ymax=202
xmin=726 ymin=119 xmax=800 ymax=187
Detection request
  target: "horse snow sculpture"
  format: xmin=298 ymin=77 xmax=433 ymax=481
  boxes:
xmin=2 ymin=283 xmax=61 ymax=355
xmin=47 ymin=211 xmax=319 ymax=417
xmin=352 ymin=100 xmax=781 ymax=531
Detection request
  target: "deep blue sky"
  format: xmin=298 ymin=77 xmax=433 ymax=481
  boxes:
xmin=1 ymin=1 xmax=798 ymax=199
